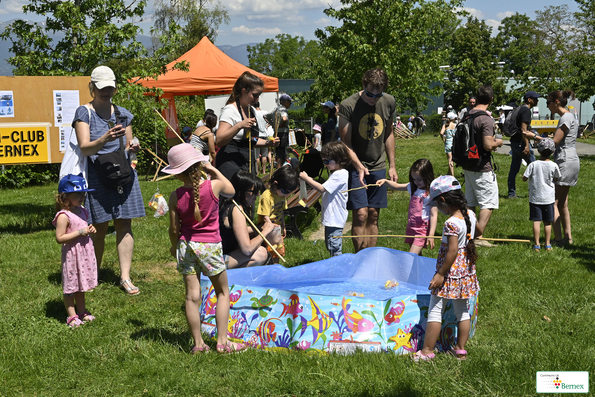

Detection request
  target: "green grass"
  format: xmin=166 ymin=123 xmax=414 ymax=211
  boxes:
xmin=1 ymin=134 xmax=594 ymax=396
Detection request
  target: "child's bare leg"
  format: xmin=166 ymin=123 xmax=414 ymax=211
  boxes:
xmin=533 ymin=221 xmax=541 ymax=247
xmin=74 ymin=292 xmax=86 ymax=315
xmin=421 ymin=321 xmax=441 ymax=356
xmin=210 ymin=271 xmax=238 ymax=349
xmin=544 ymin=221 xmax=552 ymax=247
xmin=409 ymin=244 xmax=423 ymax=256
xmin=63 ymin=294 xmax=77 ymax=319
xmin=183 ymin=274 xmax=207 ymax=349
xmin=455 ymin=319 xmax=470 ymax=351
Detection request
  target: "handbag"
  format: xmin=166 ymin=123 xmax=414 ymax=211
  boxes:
xmin=59 ymin=105 xmax=90 ymax=181
xmin=91 ymin=105 xmax=133 ymax=194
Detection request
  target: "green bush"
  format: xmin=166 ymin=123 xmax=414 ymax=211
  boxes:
xmin=425 ymin=112 xmax=443 ymax=134
xmin=0 ymin=164 xmax=59 ymax=189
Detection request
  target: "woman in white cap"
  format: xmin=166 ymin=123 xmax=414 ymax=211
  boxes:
xmin=72 ymin=66 xmax=145 ymax=295
xmin=440 ymin=112 xmax=457 ymax=176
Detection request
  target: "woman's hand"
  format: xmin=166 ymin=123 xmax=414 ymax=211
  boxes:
xmin=270 ymin=137 xmax=281 ymax=147
xmin=127 ymin=138 xmax=141 ymax=153
xmin=261 ymin=219 xmax=276 ymax=237
xmin=238 ymin=117 xmax=256 ymax=131
xmin=428 ymin=273 xmax=444 ymax=290
xmin=103 ymin=125 xmax=126 ymax=143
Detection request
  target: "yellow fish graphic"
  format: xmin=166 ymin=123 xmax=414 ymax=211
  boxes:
xmin=300 ymin=296 xmax=333 ymax=344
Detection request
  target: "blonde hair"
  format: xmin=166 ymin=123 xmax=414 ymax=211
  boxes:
xmin=55 ymin=193 xmax=72 ymax=212
xmin=187 ymin=163 xmax=203 ymax=223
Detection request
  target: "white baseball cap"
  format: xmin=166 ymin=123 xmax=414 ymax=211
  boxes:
xmin=91 ymin=66 xmax=116 ymax=90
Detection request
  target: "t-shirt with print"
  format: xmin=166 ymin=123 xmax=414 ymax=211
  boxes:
xmin=321 ymin=169 xmax=349 ymax=228
xmin=257 ymin=188 xmax=287 ymax=225
xmin=339 ymin=92 xmax=396 ymax=172
xmin=511 ymin=105 xmax=532 ymax=144
xmin=465 ymin=109 xmax=495 ymax=173
xmin=523 ymin=160 xmax=560 ymax=205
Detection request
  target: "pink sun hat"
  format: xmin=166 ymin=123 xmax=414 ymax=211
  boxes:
xmin=162 ymin=143 xmax=209 ymax=174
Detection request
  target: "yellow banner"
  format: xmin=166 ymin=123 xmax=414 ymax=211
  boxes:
xmin=532 ymin=120 xmax=558 ymax=127
xmin=0 ymin=123 xmax=51 ymax=164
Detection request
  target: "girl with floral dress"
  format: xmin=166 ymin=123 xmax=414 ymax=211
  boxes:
xmin=413 ymin=175 xmax=480 ymax=362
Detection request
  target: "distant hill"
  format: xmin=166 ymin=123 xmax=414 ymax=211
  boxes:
xmin=0 ymin=20 xmax=253 ymax=75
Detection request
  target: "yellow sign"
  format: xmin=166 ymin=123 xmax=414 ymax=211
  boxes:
xmin=0 ymin=123 xmax=51 ymax=165
xmin=532 ymin=120 xmax=558 ymax=127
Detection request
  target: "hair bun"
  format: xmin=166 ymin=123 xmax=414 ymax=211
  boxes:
xmin=563 ymin=89 xmax=575 ymax=100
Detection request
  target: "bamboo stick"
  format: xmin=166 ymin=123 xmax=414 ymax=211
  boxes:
xmin=231 ymin=199 xmax=286 ymax=263
xmin=153 ymin=108 xmax=184 ymax=143
xmin=340 ymin=183 xmax=381 ymax=193
xmin=248 ymin=106 xmax=252 ymax=174
xmin=269 ymin=110 xmax=281 ymax=180
xmin=333 ymin=234 xmax=530 ymax=243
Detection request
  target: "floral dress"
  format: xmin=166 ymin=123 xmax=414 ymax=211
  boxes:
xmin=433 ymin=212 xmax=480 ymax=299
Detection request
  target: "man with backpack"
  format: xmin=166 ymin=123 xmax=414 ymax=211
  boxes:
xmin=460 ymin=85 xmax=503 ymax=247
xmin=507 ymin=91 xmax=539 ymax=199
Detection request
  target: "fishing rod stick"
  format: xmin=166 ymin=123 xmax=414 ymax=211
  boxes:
xmin=334 ymin=235 xmax=530 ymax=243
xmin=153 ymin=109 xmax=184 ymax=143
xmin=340 ymin=183 xmax=380 ymax=193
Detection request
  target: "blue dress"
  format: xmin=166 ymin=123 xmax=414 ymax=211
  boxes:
xmin=72 ymin=105 xmax=146 ymax=223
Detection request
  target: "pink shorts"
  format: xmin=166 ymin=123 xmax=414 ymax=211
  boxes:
xmin=405 ymin=222 xmax=429 ymax=247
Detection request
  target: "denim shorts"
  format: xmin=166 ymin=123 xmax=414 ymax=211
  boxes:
xmin=325 ymin=226 xmax=343 ymax=256
xmin=346 ymin=168 xmax=388 ymax=210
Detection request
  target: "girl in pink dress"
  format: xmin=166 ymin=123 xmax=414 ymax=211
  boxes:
xmin=53 ymin=174 xmax=98 ymax=328
xmin=413 ymin=175 xmax=480 ymax=362
xmin=377 ymin=158 xmax=438 ymax=256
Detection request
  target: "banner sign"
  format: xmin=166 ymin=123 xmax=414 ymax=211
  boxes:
xmin=0 ymin=123 xmax=52 ymax=164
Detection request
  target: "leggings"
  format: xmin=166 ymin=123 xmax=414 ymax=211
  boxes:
xmin=427 ymin=295 xmax=470 ymax=323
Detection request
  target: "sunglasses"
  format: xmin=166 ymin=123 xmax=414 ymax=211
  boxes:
xmin=279 ymin=187 xmax=291 ymax=195
xmin=322 ymin=159 xmax=335 ymax=165
xmin=364 ymin=89 xmax=384 ymax=99
xmin=246 ymin=189 xmax=257 ymax=194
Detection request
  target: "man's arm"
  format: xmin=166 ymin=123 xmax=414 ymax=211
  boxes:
xmin=520 ymin=121 xmax=531 ymax=155
xmin=384 ymin=122 xmax=397 ymax=182
xmin=339 ymin=117 xmax=368 ymax=186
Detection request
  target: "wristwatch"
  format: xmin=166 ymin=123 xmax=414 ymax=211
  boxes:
xmin=533 ymin=132 xmax=537 ymax=139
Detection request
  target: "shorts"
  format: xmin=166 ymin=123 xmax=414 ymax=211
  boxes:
xmin=254 ymin=147 xmax=269 ymax=157
xmin=463 ymin=169 xmax=499 ymax=210
xmin=427 ymin=295 xmax=470 ymax=323
xmin=325 ymin=226 xmax=343 ymax=256
xmin=346 ymin=168 xmax=388 ymax=210
xmin=444 ymin=145 xmax=452 ymax=154
xmin=405 ymin=221 xmax=429 ymax=247
xmin=529 ymin=202 xmax=555 ymax=222
xmin=176 ymin=240 xmax=225 ymax=277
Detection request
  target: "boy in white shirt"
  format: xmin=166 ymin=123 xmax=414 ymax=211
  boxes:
xmin=299 ymin=141 xmax=352 ymax=256
xmin=523 ymin=138 xmax=561 ymax=251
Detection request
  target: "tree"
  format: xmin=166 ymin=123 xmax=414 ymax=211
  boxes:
xmin=151 ymin=0 xmax=229 ymax=61
xmin=0 ymin=0 xmax=148 ymax=76
xmin=300 ymin=0 xmax=463 ymax=113
xmin=568 ymin=0 xmax=595 ymax=100
xmin=247 ymin=34 xmax=321 ymax=79
xmin=442 ymin=17 xmax=506 ymax=110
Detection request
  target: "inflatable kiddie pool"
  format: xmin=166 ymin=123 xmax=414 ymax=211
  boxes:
xmin=200 ymin=247 xmax=478 ymax=354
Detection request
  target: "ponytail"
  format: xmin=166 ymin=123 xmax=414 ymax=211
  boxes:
xmin=188 ymin=163 xmax=203 ymax=223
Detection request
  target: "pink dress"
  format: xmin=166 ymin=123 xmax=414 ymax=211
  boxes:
xmin=52 ymin=208 xmax=98 ymax=294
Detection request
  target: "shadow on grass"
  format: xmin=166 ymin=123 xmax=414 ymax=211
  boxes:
xmin=353 ymin=386 xmax=424 ymax=397
xmin=566 ymin=244 xmax=595 ymax=272
xmin=130 ymin=327 xmax=190 ymax=352
xmin=0 ymin=203 xmax=55 ymax=234
xmin=45 ymin=298 xmax=65 ymax=322
xmin=47 ymin=266 xmax=120 ymax=286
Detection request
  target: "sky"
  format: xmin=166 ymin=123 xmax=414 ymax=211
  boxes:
xmin=0 ymin=0 xmax=579 ymax=47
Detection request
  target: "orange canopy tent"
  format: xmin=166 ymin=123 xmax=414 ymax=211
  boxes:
xmin=135 ymin=36 xmax=278 ymax=142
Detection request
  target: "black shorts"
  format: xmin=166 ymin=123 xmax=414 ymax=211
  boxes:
xmin=529 ymin=202 xmax=555 ymax=222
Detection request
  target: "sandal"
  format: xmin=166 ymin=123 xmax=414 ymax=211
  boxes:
xmin=545 ymin=245 xmax=552 ymax=251
xmin=216 ymin=342 xmax=248 ymax=354
xmin=78 ymin=311 xmax=95 ymax=322
xmin=411 ymin=351 xmax=435 ymax=362
xmin=191 ymin=345 xmax=210 ymax=354
xmin=449 ymin=349 xmax=467 ymax=360
xmin=67 ymin=315 xmax=84 ymax=328
xmin=120 ymin=279 xmax=140 ymax=295
xmin=533 ymin=245 xmax=541 ymax=252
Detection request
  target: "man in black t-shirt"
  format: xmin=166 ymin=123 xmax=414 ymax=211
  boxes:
xmin=507 ymin=91 xmax=538 ymax=199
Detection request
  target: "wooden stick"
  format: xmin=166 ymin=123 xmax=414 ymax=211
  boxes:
xmin=231 ymin=199 xmax=286 ymax=263
xmin=248 ymin=107 xmax=252 ymax=174
xmin=333 ymin=234 xmax=530 ymax=243
xmin=153 ymin=108 xmax=184 ymax=143
xmin=340 ymin=183 xmax=380 ymax=193
xmin=269 ymin=112 xmax=281 ymax=180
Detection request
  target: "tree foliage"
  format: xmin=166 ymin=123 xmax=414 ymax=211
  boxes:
xmin=151 ymin=0 xmax=229 ymax=61
xmin=247 ymin=34 xmax=320 ymax=79
xmin=0 ymin=0 xmax=148 ymax=76
xmin=569 ymin=0 xmax=595 ymax=100
xmin=300 ymin=0 xmax=463 ymax=113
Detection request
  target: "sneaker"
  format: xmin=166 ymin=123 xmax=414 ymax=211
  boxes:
xmin=475 ymin=240 xmax=497 ymax=247
xmin=507 ymin=195 xmax=519 ymax=199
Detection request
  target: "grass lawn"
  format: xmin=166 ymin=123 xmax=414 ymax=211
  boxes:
xmin=1 ymin=134 xmax=594 ymax=396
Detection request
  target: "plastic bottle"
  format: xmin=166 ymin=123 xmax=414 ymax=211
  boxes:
xmin=129 ymin=137 xmax=139 ymax=169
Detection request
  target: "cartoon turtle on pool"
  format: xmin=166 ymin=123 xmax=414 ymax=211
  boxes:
xmin=250 ymin=289 xmax=278 ymax=317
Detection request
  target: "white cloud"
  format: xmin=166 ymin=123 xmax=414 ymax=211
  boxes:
xmin=246 ymin=15 xmax=281 ymax=21
xmin=496 ymin=11 xmax=515 ymax=20
xmin=222 ymin=0 xmax=341 ymax=14
xmin=231 ymin=25 xmax=282 ymax=36
xmin=455 ymin=7 xmax=486 ymax=20
xmin=0 ymin=0 xmax=28 ymax=15
xmin=485 ymin=19 xmax=501 ymax=31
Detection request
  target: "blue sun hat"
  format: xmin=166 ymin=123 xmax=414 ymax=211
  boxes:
xmin=429 ymin=175 xmax=461 ymax=201
xmin=58 ymin=173 xmax=95 ymax=193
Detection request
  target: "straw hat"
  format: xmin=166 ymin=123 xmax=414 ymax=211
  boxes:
xmin=162 ymin=143 xmax=208 ymax=174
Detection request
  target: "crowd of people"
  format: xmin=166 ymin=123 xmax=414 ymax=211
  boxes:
xmin=55 ymin=65 xmax=580 ymax=359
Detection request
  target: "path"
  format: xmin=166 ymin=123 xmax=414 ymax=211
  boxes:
xmin=495 ymin=140 xmax=595 ymax=156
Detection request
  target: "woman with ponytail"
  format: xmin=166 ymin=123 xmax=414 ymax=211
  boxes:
xmin=546 ymin=90 xmax=580 ymax=246
xmin=216 ymin=72 xmax=280 ymax=180
xmin=413 ymin=175 xmax=479 ymax=362
xmin=164 ymin=144 xmax=247 ymax=354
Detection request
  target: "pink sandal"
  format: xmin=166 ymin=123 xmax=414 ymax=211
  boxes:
xmin=411 ymin=351 xmax=435 ymax=362
xmin=216 ymin=342 xmax=248 ymax=354
xmin=66 ymin=315 xmax=84 ymax=328
xmin=78 ymin=311 xmax=95 ymax=322
xmin=191 ymin=345 xmax=210 ymax=354
xmin=449 ymin=349 xmax=467 ymax=360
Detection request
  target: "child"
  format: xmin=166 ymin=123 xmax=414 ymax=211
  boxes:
xmin=413 ymin=175 xmax=479 ymax=362
xmin=312 ymin=124 xmax=322 ymax=151
xmin=53 ymin=174 xmax=98 ymax=328
xmin=522 ymin=138 xmax=560 ymax=252
xmin=164 ymin=143 xmax=245 ymax=354
xmin=377 ymin=159 xmax=438 ymax=256
xmin=299 ymin=141 xmax=351 ymax=256
xmin=257 ymin=165 xmax=299 ymax=260
xmin=440 ymin=113 xmax=457 ymax=175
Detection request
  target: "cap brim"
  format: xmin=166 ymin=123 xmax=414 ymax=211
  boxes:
xmin=93 ymin=80 xmax=116 ymax=90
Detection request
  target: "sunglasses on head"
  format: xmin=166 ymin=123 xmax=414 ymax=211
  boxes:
xmin=364 ymin=89 xmax=384 ymax=99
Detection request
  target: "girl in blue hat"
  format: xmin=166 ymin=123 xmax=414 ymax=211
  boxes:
xmin=52 ymin=174 xmax=98 ymax=328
